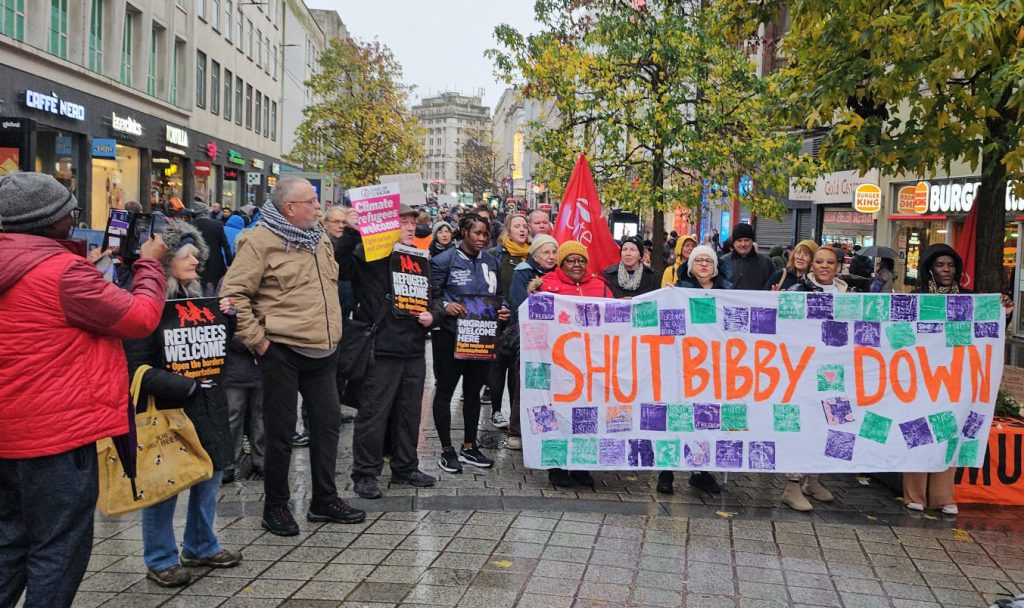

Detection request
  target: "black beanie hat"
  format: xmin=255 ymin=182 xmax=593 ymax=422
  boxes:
xmin=732 ymin=223 xmax=755 ymax=241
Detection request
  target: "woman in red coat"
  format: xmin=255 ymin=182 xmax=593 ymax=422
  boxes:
xmin=534 ymin=241 xmax=610 ymax=488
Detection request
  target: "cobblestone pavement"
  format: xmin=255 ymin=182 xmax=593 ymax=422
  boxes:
xmin=66 ymin=350 xmax=1024 ymax=608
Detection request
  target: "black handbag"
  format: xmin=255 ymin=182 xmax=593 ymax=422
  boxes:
xmin=498 ymin=316 xmax=519 ymax=358
xmin=337 ymin=318 xmax=376 ymax=382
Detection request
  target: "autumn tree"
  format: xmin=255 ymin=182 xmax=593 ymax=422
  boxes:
xmin=288 ymin=37 xmax=425 ymax=189
xmin=489 ymin=0 xmax=816 ymax=272
xmin=717 ymin=0 xmax=1024 ymax=293
xmin=459 ymin=128 xmax=500 ymax=201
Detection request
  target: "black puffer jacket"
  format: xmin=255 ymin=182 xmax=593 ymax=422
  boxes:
xmin=335 ymin=227 xmax=435 ymax=358
xmin=123 ymin=291 xmax=234 ymax=471
xmin=603 ymin=264 xmax=659 ymax=299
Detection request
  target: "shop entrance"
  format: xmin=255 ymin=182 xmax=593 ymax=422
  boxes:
xmin=90 ymin=143 xmax=140 ymax=230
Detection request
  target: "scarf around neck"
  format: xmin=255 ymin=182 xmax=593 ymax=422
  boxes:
xmin=503 ymin=236 xmax=530 ymax=259
xmin=928 ymin=276 xmax=960 ymax=294
xmin=259 ymin=202 xmax=325 ymax=253
xmin=617 ymin=263 xmax=643 ymax=291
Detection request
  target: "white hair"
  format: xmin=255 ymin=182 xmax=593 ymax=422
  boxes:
xmin=270 ymin=176 xmax=311 ymax=212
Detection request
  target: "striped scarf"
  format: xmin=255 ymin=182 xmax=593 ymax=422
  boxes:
xmin=258 ymin=202 xmax=325 ymax=253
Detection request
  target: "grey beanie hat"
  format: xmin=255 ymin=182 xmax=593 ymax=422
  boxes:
xmin=0 ymin=172 xmax=78 ymax=233
xmin=190 ymin=199 xmax=211 ymax=216
xmin=431 ymin=220 xmax=453 ymax=239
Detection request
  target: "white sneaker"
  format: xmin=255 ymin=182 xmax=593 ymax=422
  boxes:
xmin=506 ymin=436 xmax=522 ymax=450
xmin=491 ymin=411 xmax=509 ymax=428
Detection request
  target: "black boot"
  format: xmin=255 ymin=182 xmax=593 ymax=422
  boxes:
xmin=656 ymin=471 xmax=674 ymax=494
xmin=548 ymin=468 xmax=574 ymax=488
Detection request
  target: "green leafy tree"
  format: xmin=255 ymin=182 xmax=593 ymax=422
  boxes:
xmin=459 ymin=128 xmax=500 ymax=201
xmin=489 ymin=0 xmax=816 ymax=272
xmin=288 ymin=37 xmax=425 ymax=189
xmin=717 ymin=0 xmax=1024 ymax=292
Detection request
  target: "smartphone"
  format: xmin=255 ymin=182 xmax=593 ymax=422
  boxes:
xmin=131 ymin=215 xmax=153 ymax=257
xmin=152 ymin=213 xmax=169 ymax=235
xmin=103 ymin=209 xmax=131 ymax=254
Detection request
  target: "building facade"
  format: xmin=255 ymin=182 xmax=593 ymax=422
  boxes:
xmin=0 ymin=0 xmax=339 ymax=230
xmin=411 ymin=92 xmax=490 ymax=196
xmin=280 ymin=2 xmax=329 ymax=165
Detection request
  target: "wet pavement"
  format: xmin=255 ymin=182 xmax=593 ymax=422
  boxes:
xmin=68 ymin=350 xmax=1024 ymax=607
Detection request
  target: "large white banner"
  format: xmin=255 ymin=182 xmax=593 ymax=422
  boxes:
xmin=519 ymin=289 xmax=1004 ymax=473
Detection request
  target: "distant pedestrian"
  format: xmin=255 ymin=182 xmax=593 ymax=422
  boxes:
xmin=190 ymin=199 xmax=233 ymax=296
xmin=429 ymin=220 xmax=454 ymax=258
xmin=527 ymin=209 xmax=552 ymax=237
xmin=764 ymin=239 xmax=817 ymax=291
xmin=720 ymin=223 xmax=774 ymax=290
xmin=487 ymin=214 xmax=531 ymax=430
xmin=604 ymin=235 xmax=659 ymax=298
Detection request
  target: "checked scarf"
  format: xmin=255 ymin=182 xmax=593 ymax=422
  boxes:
xmin=259 ymin=202 xmax=325 ymax=253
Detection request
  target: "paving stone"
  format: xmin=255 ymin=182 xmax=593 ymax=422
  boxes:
xmin=883 ymin=582 xmax=937 ymax=601
xmin=631 ymin=586 xmax=683 ymax=607
xmin=737 ymin=580 xmax=788 ymax=602
xmin=841 ymin=592 xmax=895 ymax=608
xmin=347 ymin=582 xmax=414 ymax=603
xmin=836 ymin=576 xmax=886 ymax=595
xmin=788 ymin=585 xmax=840 ymax=606
xmin=583 ymin=564 xmax=635 ymax=585
xmin=292 ymin=580 xmax=359 ymax=601
xmin=456 ymin=587 xmax=518 ymax=608
xmin=403 ymin=584 xmax=467 ymax=605
xmin=684 ymin=592 xmax=738 ymax=608
xmin=577 ymin=581 xmax=631 ymax=604
xmin=523 ymin=576 xmax=579 ymax=596
xmin=235 ymin=577 xmax=305 ymax=599
xmin=516 ymin=593 xmax=574 ymax=608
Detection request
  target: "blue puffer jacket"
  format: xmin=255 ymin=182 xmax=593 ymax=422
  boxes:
xmin=429 ymin=246 xmax=504 ymax=334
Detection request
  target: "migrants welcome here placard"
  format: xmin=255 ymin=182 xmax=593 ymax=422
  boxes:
xmin=519 ymin=289 xmax=1004 ymax=473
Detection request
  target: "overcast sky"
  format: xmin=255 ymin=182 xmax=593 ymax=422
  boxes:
xmin=306 ymin=0 xmax=540 ymax=112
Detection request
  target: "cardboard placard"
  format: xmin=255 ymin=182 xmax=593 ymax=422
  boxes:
xmin=158 ymin=298 xmax=228 ymax=382
xmin=349 ymin=183 xmax=401 ymax=261
xmin=391 ymin=244 xmax=430 ymax=316
xmin=955 ymin=416 xmax=1024 ymax=505
xmin=455 ymin=295 xmax=503 ymax=360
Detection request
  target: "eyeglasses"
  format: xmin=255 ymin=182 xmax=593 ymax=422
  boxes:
xmin=289 ymin=196 xmax=320 ymax=207
xmin=692 ymin=258 xmax=715 ymax=266
xmin=563 ymin=256 xmax=587 ymax=267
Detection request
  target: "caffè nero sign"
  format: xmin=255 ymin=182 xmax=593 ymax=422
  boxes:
xmin=22 ymin=90 xmax=85 ymax=121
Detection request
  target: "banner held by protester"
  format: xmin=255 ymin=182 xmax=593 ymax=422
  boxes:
xmin=158 ymin=298 xmax=228 ymax=383
xmin=519 ymin=289 xmax=1004 ymax=472
xmin=455 ymin=295 xmax=503 ymax=360
xmin=350 ymin=183 xmax=401 ymax=261
xmin=391 ymin=244 xmax=430 ymax=315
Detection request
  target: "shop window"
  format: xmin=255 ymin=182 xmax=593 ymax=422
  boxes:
xmin=88 ymin=0 xmax=103 ymax=72
xmin=223 ymin=68 xmax=232 ymax=121
xmin=254 ymin=91 xmax=261 ymax=134
xmin=120 ymin=10 xmax=135 ymax=86
xmin=196 ymin=50 xmax=207 ymax=108
xmin=2 ymin=0 xmax=26 ymax=41
xmin=49 ymin=0 xmax=69 ymax=59
xmin=210 ymin=60 xmax=220 ymax=115
xmin=245 ymin=83 xmax=252 ymax=129
xmin=270 ymin=101 xmax=277 ymax=141
xmin=263 ymin=97 xmax=270 ymax=139
xmin=234 ymin=76 xmax=242 ymax=125
xmin=91 ymin=144 xmax=140 ymax=230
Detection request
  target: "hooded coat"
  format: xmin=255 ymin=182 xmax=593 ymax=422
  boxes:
xmin=0 ymin=234 xmax=165 ymax=458
xmin=916 ymin=244 xmax=971 ymax=294
xmin=224 ymin=214 xmax=246 ymax=255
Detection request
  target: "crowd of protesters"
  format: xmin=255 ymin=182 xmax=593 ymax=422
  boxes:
xmin=0 ymin=172 xmax=1011 ymax=605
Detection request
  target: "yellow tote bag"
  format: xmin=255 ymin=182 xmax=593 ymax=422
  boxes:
xmin=96 ymin=364 xmax=213 ymax=516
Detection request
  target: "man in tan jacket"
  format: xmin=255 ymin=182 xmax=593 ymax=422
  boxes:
xmin=221 ymin=176 xmax=364 ymax=536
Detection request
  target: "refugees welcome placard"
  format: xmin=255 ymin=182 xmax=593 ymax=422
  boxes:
xmin=519 ymin=289 xmax=1004 ymax=472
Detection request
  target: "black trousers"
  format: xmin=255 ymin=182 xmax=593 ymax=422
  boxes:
xmin=0 ymin=444 xmax=97 ymax=608
xmin=351 ymin=355 xmax=426 ymax=479
xmin=431 ymin=329 xmax=490 ymax=448
xmin=260 ymin=343 xmax=341 ymax=510
xmin=488 ymin=349 xmax=519 ymax=415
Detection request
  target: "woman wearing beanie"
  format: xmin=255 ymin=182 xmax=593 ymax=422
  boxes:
xmin=604 ymin=235 xmax=659 ymax=299
xmin=486 ymin=214 xmax=532 ymax=430
xmin=662 ymin=234 xmax=697 ymax=287
xmin=504 ymin=234 xmax=559 ymax=450
xmin=661 ymin=244 xmax=728 ymax=495
xmin=537 ymin=241 xmax=609 ymax=488
xmin=429 ymin=221 xmax=455 ymax=258
xmin=765 ymin=239 xmax=818 ymax=291
xmin=123 ymin=221 xmax=241 ymax=587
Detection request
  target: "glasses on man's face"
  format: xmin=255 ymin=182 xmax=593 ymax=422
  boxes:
xmin=290 ymin=196 xmax=320 ymax=207
xmin=564 ymin=256 xmax=587 ymax=267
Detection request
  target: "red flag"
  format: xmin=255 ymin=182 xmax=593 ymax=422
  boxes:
xmin=551 ymin=154 xmax=621 ymax=275
xmin=956 ymin=196 xmax=978 ymax=290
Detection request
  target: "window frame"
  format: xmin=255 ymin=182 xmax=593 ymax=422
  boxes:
xmin=195 ymin=50 xmax=207 ymax=108
xmin=88 ymin=0 xmax=103 ymax=72
xmin=234 ymin=76 xmax=243 ymax=126
xmin=49 ymin=0 xmax=69 ymax=59
xmin=119 ymin=10 xmax=134 ymax=86
xmin=223 ymin=68 xmax=233 ymax=121
xmin=210 ymin=59 xmax=220 ymax=115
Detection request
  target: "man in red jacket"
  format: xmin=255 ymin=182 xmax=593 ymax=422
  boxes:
xmin=0 ymin=173 xmax=167 ymax=608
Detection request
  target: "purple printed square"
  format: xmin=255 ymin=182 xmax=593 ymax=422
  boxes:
xmin=640 ymin=403 xmax=668 ymax=431
xmin=854 ymin=322 xmax=881 ymax=347
xmin=684 ymin=441 xmax=711 ymax=467
xmin=628 ymin=439 xmax=655 ymax=467
xmin=899 ymin=417 xmax=935 ymax=449
xmin=659 ymin=308 xmax=687 ymax=336
xmin=605 ymin=301 xmax=632 ymax=323
xmin=723 ymin=307 xmax=749 ymax=332
xmin=694 ymin=403 xmax=721 ymax=430
xmin=947 ymin=295 xmax=973 ymax=321
xmin=572 ymin=407 xmax=598 ymax=434
xmin=824 ymin=429 xmax=856 ymax=461
xmin=975 ymin=322 xmax=1000 ymax=338
xmin=748 ymin=441 xmax=776 ymax=471
xmin=891 ymin=294 xmax=918 ymax=322
xmin=821 ymin=321 xmax=849 ymax=347
xmin=575 ymin=303 xmax=601 ymax=327
xmin=962 ymin=411 xmax=985 ymax=439
xmin=598 ymin=439 xmax=626 ymax=466
xmin=715 ymin=440 xmax=744 ymax=468
xmin=528 ymin=294 xmax=554 ymax=320
xmin=821 ymin=397 xmax=855 ymax=426
xmin=807 ymin=293 xmax=834 ymax=320
xmin=750 ymin=307 xmax=777 ymax=335
xmin=916 ymin=322 xmax=944 ymax=334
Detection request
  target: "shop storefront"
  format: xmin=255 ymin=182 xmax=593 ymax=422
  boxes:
xmin=790 ymin=168 xmax=879 ymax=246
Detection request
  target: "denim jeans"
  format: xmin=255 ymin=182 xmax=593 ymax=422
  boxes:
xmin=0 ymin=444 xmax=97 ymax=608
xmin=141 ymin=470 xmax=224 ymax=572
xmin=225 ymin=385 xmax=265 ymax=470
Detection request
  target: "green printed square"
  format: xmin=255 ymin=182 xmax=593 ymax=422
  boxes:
xmin=667 ymin=404 xmax=694 ymax=432
xmin=722 ymin=403 xmax=748 ymax=431
xmin=862 ymin=295 xmax=891 ymax=322
xmin=654 ymin=440 xmax=681 ymax=467
xmin=928 ymin=411 xmax=959 ymax=443
xmin=974 ymin=295 xmax=1002 ymax=321
xmin=541 ymin=439 xmax=568 ymax=467
xmin=777 ymin=292 xmax=806 ymax=319
xmin=689 ymin=297 xmax=717 ymax=324
xmin=571 ymin=438 xmax=598 ymax=466
xmin=945 ymin=437 xmax=960 ymax=464
xmin=632 ymin=301 xmax=659 ymax=328
xmin=524 ymin=363 xmax=551 ymax=390
xmin=773 ymin=403 xmax=801 ymax=432
xmin=834 ymin=294 xmax=862 ymax=320
xmin=946 ymin=321 xmax=972 ymax=347
xmin=885 ymin=323 xmax=916 ymax=350
xmin=859 ymin=411 xmax=892 ymax=444
xmin=817 ymin=364 xmax=845 ymax=392
xmin=957 ymin=439 xmax=980 ymax=467
xmin=919 ymin=295 xmax=947 ymax=321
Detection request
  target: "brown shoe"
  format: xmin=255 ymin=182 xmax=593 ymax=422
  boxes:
xmin=180 ymin=548 xmax=242 ymax=568
xmin=147 ymin=565 xmax=192 ymax=587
